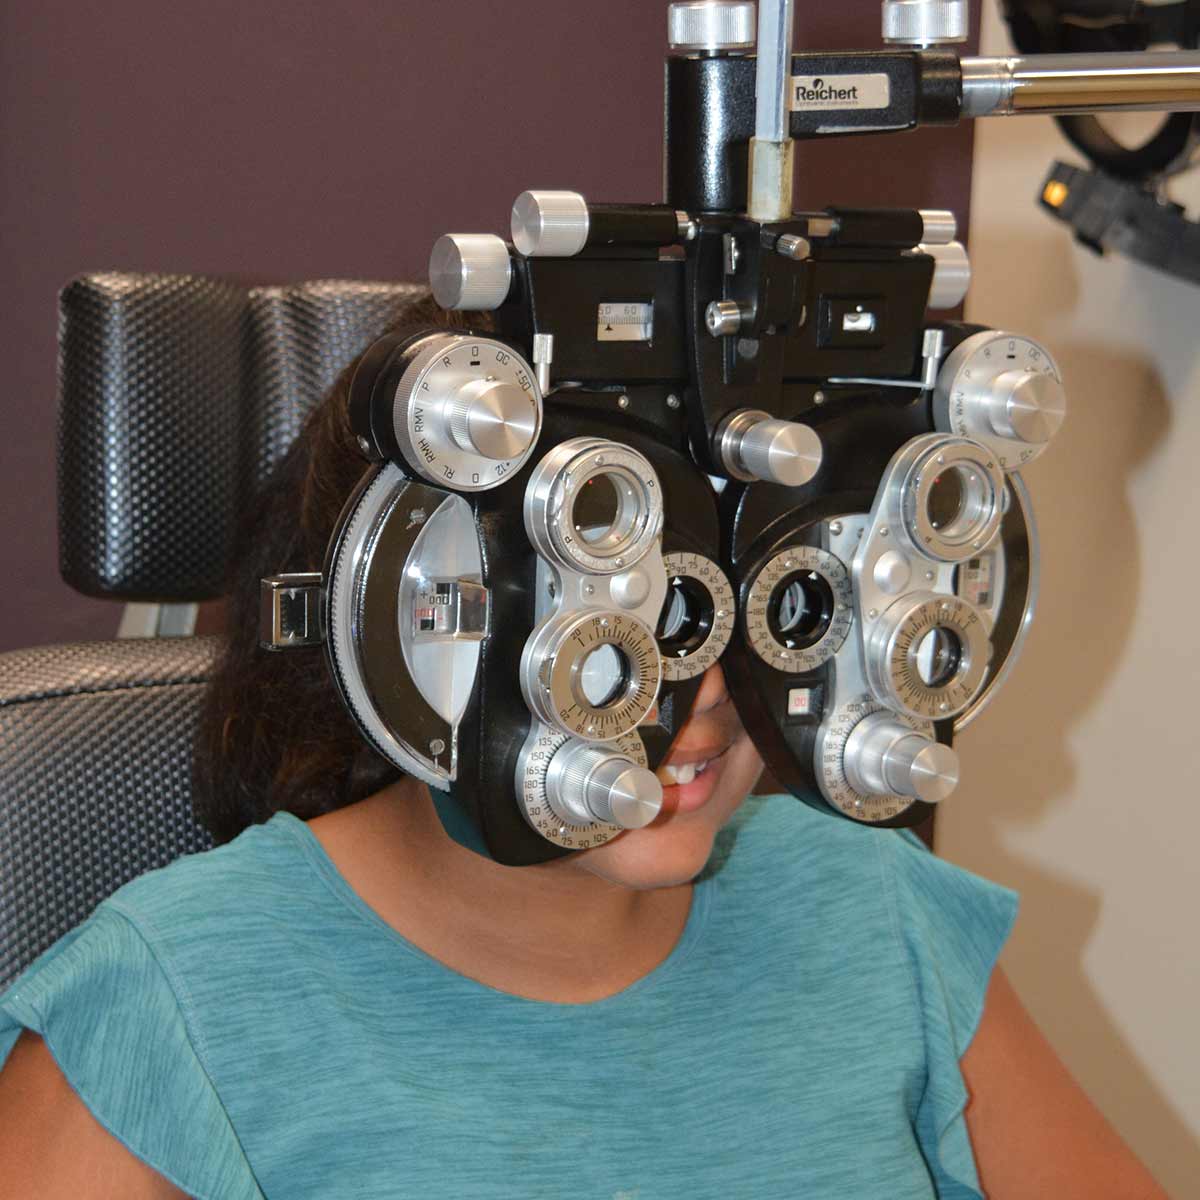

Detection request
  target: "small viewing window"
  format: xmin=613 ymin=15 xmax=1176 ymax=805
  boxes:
xmin=842 ymin=308 xmax=877 ymax=334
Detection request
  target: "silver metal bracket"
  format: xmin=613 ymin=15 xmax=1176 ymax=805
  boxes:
xmin=532 ymin=332 xmax=554 ymax=394
xmin=411 ymin=577 xmax=489 ymax=643
xmin=829 ymin=328 xmax=945 ymax=391
xmin=260 ymin=573 xmax=326 ymax=649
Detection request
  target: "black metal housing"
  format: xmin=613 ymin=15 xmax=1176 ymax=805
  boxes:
xmin=664 ymin=50 xmax=963 ymax=215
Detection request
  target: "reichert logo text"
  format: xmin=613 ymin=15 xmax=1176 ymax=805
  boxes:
xmin=794 ymin=78 xmax=860 ymax=104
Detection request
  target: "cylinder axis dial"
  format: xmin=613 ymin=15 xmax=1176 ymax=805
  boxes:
xmin=517 ymin=727 xmax=651 ymax=851
xmin=744 ymin=546 xmax=853 ymax=671
xmin=390 ymin=334 xmax=542 ymax=492
xmin=545 ymin=741 xmax=663 ymax=829
xmin=843 ymin=711 xmax=959 ymax=804
xmin=658 ymin=552 xmax=735 ymax=681
xmin=934 ymin=331 xmax=1066 ymax=469
xmin=816 ymin=697 xmax=937 ymax=823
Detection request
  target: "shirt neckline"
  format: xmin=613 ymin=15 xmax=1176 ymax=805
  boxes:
xmin=267 ymin=810 xmax=715 ymax=1010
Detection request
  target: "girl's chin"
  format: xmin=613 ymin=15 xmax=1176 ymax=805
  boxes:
xmin=577 ymin=820 xmax=724 ymax=890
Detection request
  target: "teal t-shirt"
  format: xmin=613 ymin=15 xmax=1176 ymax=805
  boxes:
xmin=0 ymin=795 xmax=1016 ymax=1199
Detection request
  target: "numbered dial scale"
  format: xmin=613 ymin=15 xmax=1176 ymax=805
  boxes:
xmin=933 ymin=331 xmax=1066 ymax=470
xmin=744 ymin=546 xmax=854 ymax=671
xmin=391 ymin=334 xmax=543 ymax=491
xmin=865 ymin=591 xmax=990 ymax=720
xmin=816 ymin=696 xmax=937 ymax=823
xmin=658 ymin=552 xmax=735 ymax=681
xmin=522 ymin=609 xmax=662 ymax=740
xmin=517 ymin=728 xmax=650 ymax=850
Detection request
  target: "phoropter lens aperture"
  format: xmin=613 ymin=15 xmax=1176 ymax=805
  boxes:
xmin=914 ymin=625 xmax=964 ymax=690
xmin=524 ymin=438 xmax=663 ymax=576
xmin=571 ymin=469 xmax=643 ymax=554
xmin=577 ymin=643 xmax=632 ymax=709
xmin=769 ymin=570 xmax=835 ymax=651
xmin=656 ymin=576 xmax=713 ymax=656
xmin=901 ymin=440 xmax=1004 ymax=563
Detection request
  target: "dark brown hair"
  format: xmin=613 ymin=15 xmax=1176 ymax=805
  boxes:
xmin=193 ymin=293 xmax=488 ymax=844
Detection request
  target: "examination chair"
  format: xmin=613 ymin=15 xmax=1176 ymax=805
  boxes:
xmin=0 ymin=274 xmax=420 ymax=988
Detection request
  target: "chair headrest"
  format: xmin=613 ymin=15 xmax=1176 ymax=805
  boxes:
xmin=58 ymin=273 xmax=425 ymax=602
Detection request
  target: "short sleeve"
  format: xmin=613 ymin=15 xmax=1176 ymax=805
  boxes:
xmin=881 ymin=831 xmax=1019 ymax=1200
xmin=0 ymin=904 xmax=264 ymax=1200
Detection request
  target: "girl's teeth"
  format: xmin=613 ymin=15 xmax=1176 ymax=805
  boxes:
xmin=657 ymin=760 xmax=709 ymax=786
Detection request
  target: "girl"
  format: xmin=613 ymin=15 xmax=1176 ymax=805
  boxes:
xmin=0 ymin=297 xmax=1167 ymax=1199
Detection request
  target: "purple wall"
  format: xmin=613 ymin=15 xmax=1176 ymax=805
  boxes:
xmin=0 ymin=1 xmax=977 ymax=651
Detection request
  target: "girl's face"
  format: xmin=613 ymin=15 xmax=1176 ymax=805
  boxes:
xmin=569 ymin=663 xmax=763 ymax=890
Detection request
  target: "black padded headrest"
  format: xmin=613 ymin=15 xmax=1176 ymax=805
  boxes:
xmin=0 ymin=637 xmax=219 ymax=986
xmin=58 ymin=274 xmax=425 ymax=602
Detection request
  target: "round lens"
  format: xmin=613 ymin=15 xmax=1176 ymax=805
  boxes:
xmin=574 ymin=474 xmax=621 ymax=544
xmin=659 ymin=587 xmax=690 ymax=640
xmin=926 ymin=469 xmax=966 ymax=531
xmin=769 ymin=571 xmax=834 ymax=650
xmin=578 ymin=643 xmax=630 ymax=708
xmin=914 ymin=626 xmax=963 ymax=688
xmin=655 ymin=577 xmax=713 ymax=658
xmin=570 ymin=468 xmax=643 ymax=556
xmin=922 ymin=462 xmax=992 ymax=545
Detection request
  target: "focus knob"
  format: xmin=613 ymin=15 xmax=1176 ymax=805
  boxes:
xmin=985 ymin=369 xmax=1067 ymax=445
xmin=446 ymin=377 xmax=538 ymax=461
xmin=843 ymin=712 xmax=960 ymax=804
xmin=718 ymin=409 xmax=823 ymax=487
xmin=546 ymin=741 xmax=664 ymax=829
xmin=933 ymin=330 xmax=1067 ymax=468
xmin=882 ymin=0 xmax=969 ymax=45
xmin=667 ymin=2 xmax=757 ymax=52
xmin=920 ymin=241 xmax=972 ymax=310
xmin=511 ymin=191 xmax=590 ymax=258
xmin=429 ymin=234 xmax=513 ymax=311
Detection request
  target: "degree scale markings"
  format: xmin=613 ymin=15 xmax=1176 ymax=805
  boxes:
xmin=818 ymin=696 xmax=932 ymax=823
xmin=659 ymin=552 xmax=735 ymax=682
xmin=744 ymin=546 xmax=853 ymax=672
xmin=541 ymin=610 xmax=661 ymax=740
xmin=517 ymin=727 xmax=647 ymax=850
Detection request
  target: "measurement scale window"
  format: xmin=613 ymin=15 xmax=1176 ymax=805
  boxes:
xmin=597 ymin=302 xmax=653 ymax=342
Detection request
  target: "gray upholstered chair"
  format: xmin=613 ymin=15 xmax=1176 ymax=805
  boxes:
xmin=0 ymin=274 xmax=420 ymax=987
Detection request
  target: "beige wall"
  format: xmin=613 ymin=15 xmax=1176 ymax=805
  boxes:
xmin=940 ymin=6 xmax=1200 ymax=1193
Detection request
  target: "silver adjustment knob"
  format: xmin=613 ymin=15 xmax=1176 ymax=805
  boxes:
xmin=920 ymin=241 xmax=972 ymax=310
xmin=446 ymin=377 xmax=538 ymax=461
xmin=511 ymin=191 xmax=590 ymax=258
xmin=719 ymin=409 xmax=823 ymax=487
xmin=918 ymin=210 xmax=957 ymax=245
xmin=985 ymin=370 xmax=1067 ymax=445
xmin=390 ymin=333 xmax=542 ymax=491
xmin=882 ymin=0 xmax=969 ymax=45
xmin=843 ymin=712 xmax=960 ymax=804
xmin=933 ymin=330 xmax=1067 ymax=469
xmin=429 ymin=234 xmax=513 ymax=311
xmin=705 ymin=299 xmax=749 ymax=337
xmin=667 ymin=2 xmax=757 ymax=52
xmin=545 ymin=741 xmax=664 ymax=829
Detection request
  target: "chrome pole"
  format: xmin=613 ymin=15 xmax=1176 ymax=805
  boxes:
xmin=961 ymin=51 xmax=1200 ymax=117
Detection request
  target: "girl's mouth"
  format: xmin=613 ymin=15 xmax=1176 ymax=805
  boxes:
xmin=656 ymin=758 xmax=711 ymax=786
xmin=653 ymin=742 xmax=735 ymax=814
